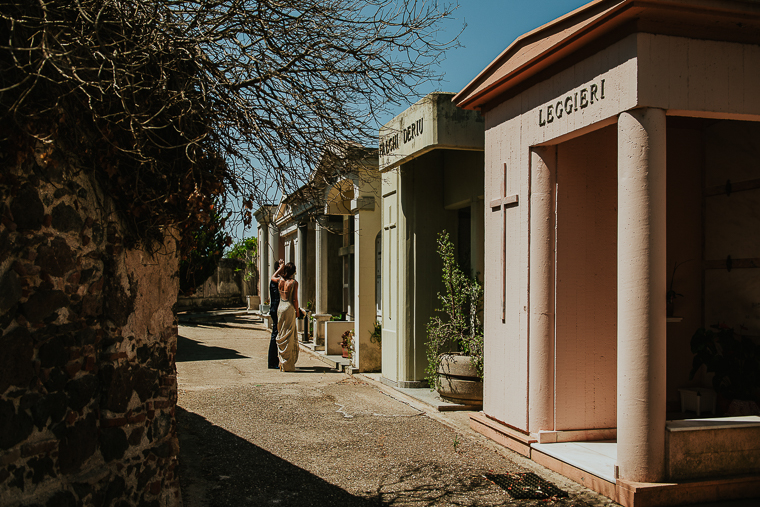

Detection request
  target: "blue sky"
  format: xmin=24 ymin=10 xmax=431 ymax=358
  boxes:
xmin=235 ymin=0 xmax=589 ymax=242
xmin=419 ymin=1 xmax=589 ymax=101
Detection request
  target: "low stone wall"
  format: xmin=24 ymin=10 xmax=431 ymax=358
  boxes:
xmin=177 ymin=258 xmax=254 ymax=311
xmin=666 ymin=416 xmax=760 ymax=480
xmin=1 ymin=143 xmax=180 ymax=505
xmin=324 ymin=321 xmax=354 ymax=355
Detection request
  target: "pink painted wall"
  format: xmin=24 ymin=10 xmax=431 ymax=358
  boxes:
xmin=479 ymin=33 xmax=639 ymax=431
xmin=482 ymin=113 xmax=530 ymax=430
xmin=555 ymin=124 xmax=618 ymax=431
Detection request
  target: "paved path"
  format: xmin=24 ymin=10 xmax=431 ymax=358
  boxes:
xmin=176 ymin=316 xmax=618 ymax=507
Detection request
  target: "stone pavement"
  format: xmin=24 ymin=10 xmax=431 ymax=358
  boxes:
xmin=175 ymin=315 xmax=757 ymax=507
xmin=176 ymin=315 xmax=617 ymax=507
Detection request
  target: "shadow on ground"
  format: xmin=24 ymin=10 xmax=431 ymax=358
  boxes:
xmin=176 ymin=335 xmax=249 ymax=362
xmin=176 ymin=405 xmax=559 ymax=506
xmin=293 ymin=366 xmax=336 ymax=374
xmin=177 ymin=407 xmax=380 ymax=506
xmin=178 ymin=318 xmax=263 ymax=330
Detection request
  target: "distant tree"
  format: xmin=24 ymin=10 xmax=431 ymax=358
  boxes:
xmin=0 ymin=0 xmax=459 ymax=252
xmin=225 ymin=236 xmax=258 ymax=285
xmin=179 ymin=214 xmax=227 ymax=294
xmin=225 ymin=237 xmax=258 ymax=261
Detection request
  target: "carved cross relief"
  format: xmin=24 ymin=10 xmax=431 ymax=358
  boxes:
xmin=490 ymin=163 xmax=519 ymax=322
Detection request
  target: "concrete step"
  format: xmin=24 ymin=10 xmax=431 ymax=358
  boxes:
xmin=301 ymin=341 xmax=325 ymax=352
xmin=299 ymin=344 xmax=354 ymax=372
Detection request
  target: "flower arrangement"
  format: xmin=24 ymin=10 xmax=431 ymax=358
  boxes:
xmin=341 ymin=329 xmax=354 ymax=359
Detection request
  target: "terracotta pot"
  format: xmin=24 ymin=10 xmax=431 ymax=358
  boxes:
xmin=341 ymin=345 xmax=349 ymax=358
xmin=436 ymin=353 xmax=483 ymax=404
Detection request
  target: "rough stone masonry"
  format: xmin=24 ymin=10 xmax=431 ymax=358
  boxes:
xmin=0 ymin=139 xmax=181 ymax=506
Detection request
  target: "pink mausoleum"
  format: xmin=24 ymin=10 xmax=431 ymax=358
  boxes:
xmin=454 ymin=0 xmax=760 ymax=505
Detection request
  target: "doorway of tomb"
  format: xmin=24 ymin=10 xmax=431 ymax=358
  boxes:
xmin=340 ymin=215 xmax=355 ymax=319
xmin=375 ymin=231 xmax=382 ymax=318
xmin=325 ymin=178 xmax=355 ymax=318
xmin=552 ymin=124 xmax=618 ymax=433
xmin=665 ymin=117 xmax=760 ymax=418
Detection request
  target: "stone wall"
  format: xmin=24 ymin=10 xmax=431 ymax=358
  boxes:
xmin=176 ymin=257 xmax=254 ymax=311
xmin=0 ymin=142 xmax=181 ymax=506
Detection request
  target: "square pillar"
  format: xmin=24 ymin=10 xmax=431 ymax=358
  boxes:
xmin=353 ymin=198 xmax=381 ymax=372
xmin=315 ymin=220 xmax=328 ymax=315
xmin=617 ymin=107 xmax=667 ymax=483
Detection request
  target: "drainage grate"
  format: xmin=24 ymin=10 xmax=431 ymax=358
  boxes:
xmin=485 ymin=472 xmax=569 ymax=500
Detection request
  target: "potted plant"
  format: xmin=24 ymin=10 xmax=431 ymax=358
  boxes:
xmin=690 ymin=324 xmax=760 ymax=415
xmin=260 ymin=299 xmax=270 ymax=315
xmin=340 ymin=329 xmax=354 ymax=359
xmin=425 ymin=231 xmax=483 ymax=404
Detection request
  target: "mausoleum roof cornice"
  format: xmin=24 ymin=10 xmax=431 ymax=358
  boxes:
xmin=253 ymin=204 xmax=278 ymax=224
xmin=453 ymin=0 xmax=760 ymax=111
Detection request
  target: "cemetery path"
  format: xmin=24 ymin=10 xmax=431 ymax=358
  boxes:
xmin=175 ymin=316 xmax=615 ymax=507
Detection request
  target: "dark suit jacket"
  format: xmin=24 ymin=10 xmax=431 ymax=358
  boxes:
xmin=269 ymin=279 xmax=280 ymax=315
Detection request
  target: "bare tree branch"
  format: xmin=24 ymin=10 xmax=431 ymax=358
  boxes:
xmin=0 ymin=0 xmax=460 ymax=252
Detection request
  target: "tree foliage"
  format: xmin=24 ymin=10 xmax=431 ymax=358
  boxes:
xmin=178 ymin=213 xmax=227 ymax=294
xmin=225 ymin=237 xmax=257 ymax=260
xmin=225 ymin=236 xmax=257 ymax=283
xmin=0 ymin=0 xmax=459 ymax=254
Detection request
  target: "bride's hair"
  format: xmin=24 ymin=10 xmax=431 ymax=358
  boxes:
xmin=282 ymin=262 xmax=296 ymax=279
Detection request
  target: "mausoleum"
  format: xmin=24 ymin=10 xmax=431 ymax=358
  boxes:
xmin=378 ymin=92 xmax=485 ymax=387
xmin=453 ymin=0 xmax=760 ymax=505
xmin=312 ymin=144 xmax=382 ymax=372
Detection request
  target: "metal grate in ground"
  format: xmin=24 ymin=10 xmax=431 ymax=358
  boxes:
xmin=485 ymin=472 xmax=569 ymax=500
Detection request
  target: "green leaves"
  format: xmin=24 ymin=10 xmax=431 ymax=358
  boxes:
xmin=425 ymin=231 xmax=484 ymax=389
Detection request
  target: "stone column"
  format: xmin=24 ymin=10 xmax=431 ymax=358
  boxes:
xmin=314 ymin=219 xmax=330 ymax=345
xmin=297 ymin=224 xmax=307 ymax=311
xmin=315 ymin=220 xmax=328 ymax=315
xmin=268 ymin=223 xmax=279 ymax=275
xmin=529 ymin=145 xmax=556 ymax=435
xmin=259 ymin=223 xmax=269 ymax=301
xmin=617 ymin=107 xmax=667 ymax=483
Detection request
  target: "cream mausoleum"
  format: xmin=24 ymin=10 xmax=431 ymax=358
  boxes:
xmin=378 ymin=92 xmax=485 ymax=388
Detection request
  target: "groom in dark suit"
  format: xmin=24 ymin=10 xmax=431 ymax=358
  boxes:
xmin=268 ymin=259 xmax=284 ymax=369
